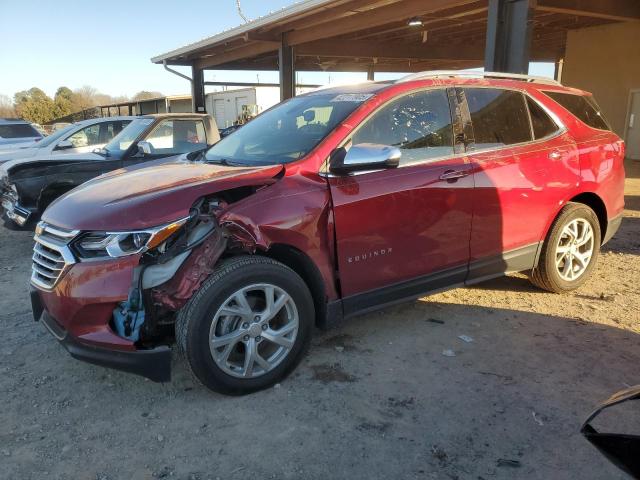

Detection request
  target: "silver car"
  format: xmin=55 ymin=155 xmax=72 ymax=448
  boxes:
xmin=0 ymin=117 xmax=133 ymax=163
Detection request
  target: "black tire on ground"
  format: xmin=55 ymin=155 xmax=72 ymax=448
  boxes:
xmin=529 ymin=202 xmax=601 ymax=293
xmin=175 ymin=255 xmax=314 ymax=395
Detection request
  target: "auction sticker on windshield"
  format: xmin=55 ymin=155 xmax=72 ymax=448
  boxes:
xmin=330 ymin=94 xmax=374 ymax=102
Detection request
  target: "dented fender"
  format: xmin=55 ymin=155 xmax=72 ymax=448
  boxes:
xmin=151 ymin=227 xmax=227 ymax=310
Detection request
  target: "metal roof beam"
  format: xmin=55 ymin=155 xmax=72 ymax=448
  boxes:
xmin=195 ymin=42 xmax=279 ymax=69
xmin=537 ymin=0 xmax=640 ymax=21
xmin=296 ymin=39 xmax=484 ymax=61
xmin=285 ymin=0 xmax=477 ymax=45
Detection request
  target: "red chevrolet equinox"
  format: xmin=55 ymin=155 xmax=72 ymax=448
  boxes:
xmin=30 ymin=72 xmax=625 ymax=395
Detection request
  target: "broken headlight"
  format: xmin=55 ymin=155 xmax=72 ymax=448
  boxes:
xmin=73 ymin=218 xmax=188 ymax=259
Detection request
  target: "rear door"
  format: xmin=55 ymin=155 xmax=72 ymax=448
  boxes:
xmin=328 ymin=88 xmax=474 ymax=313
xmin=462 ymin=87 xmax=579 ymax=282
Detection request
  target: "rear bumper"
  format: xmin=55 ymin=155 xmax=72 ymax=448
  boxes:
xmin=34 ymin=290 xmax=171 ymax=383
xmin=603 ymin=214 xmax=623 ymax=245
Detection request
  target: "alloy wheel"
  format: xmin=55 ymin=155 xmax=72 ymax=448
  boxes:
xmin=208 ymin=283 xmax=299 ymax=379
xmin=555 ymin=218 xmax=595 ymax=281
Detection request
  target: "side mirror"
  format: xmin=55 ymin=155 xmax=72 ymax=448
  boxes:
xmin=329 ymin=143 xmax=401 ymax=175
xmin=136 ymin=141 xmax=152 ymax=156
xmin=55 ymin=139 xmax=74 ymax=150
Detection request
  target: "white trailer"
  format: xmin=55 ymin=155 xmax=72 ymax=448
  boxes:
xmin=205 ymin=87 xmax=281 ymax=128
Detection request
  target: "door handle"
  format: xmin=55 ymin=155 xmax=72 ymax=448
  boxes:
xmin=549 ymin=150 xmax=562 ymax=160
xmin=439 ymin=169 xmax=469 ymax=182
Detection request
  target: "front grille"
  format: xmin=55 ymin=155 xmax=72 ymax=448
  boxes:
xmin=31 ymin=222 xmax=79 ymax=290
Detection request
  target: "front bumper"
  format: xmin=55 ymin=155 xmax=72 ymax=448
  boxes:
xmin=33 ymin=288 xmax=171 ymax=382
xmin=1 ymin=194 xmax=31 ymax=226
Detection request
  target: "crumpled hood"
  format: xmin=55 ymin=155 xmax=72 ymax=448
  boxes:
xmin=43 ymin=159 xmax=284 ymax=231
xmin=1 ymin=151 xmax=104 ymax=175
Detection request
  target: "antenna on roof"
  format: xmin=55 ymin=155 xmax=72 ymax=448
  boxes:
xmin=236 ymin=0 xmax=249 ymax=23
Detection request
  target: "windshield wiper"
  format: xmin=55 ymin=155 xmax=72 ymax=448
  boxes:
xmin=206 ymin=157 xmax=237 ymax=166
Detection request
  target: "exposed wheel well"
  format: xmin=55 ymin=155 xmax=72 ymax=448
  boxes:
xmin=38 ymin=184 xmax=73 ymax=212
xmin=260 ymin=244 xmax=327 ymax=328
xmin=569 ymin=192 xmax=608 ymax=243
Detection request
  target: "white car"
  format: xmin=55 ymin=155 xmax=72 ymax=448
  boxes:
xmin=0 ymin=119 xmax=44 ymax=153
xmin=0 ymin=117 xmax=133 ymax=164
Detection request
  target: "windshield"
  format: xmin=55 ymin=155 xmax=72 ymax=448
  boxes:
xmin=103 ymin=118 xmax=154 ymax=155
xmin=37 ymin=124 xmax=76 ymax=147
xmin=204 ymin=93 xmax=371 ymax=166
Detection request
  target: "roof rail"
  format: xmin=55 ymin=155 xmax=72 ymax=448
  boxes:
xmin=396 ymin=70 xmax=561 ymax=86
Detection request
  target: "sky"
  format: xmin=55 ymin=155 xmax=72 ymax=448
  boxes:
xmin=0 ymin=0 xmax=555 ymax=101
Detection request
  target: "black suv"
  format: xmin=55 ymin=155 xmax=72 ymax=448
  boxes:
xmin=1 ymin=113 xmax=219 ymax=227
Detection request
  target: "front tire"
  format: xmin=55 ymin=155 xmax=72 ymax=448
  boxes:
xmin=530 ymin=202 xmax=601 ymax=293
xmin=176 ymin=255 xmax=314 ymax=395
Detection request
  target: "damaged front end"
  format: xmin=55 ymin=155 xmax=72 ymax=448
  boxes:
xmin=32 ymin=196 xmax=236 ymax=383
xmin=1 ymin=175 xmax=30 ymax=226
xmin=32 ymin=162 xmax=300 ymax=383
xmin=108 ymin=198 xmax=229 ymax=346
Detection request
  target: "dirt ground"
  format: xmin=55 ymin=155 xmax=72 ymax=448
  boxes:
xmin=1 ymin=160 xmax=639 ymax=480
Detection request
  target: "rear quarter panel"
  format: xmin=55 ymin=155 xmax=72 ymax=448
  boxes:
xmin=529 ymin=89 xmax=625 ymax=230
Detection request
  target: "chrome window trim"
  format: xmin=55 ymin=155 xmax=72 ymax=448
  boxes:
xmin=319 ymin=84 xmax=567 ymax=178
xmin=320 ymin=86 xmax=457 ymax=177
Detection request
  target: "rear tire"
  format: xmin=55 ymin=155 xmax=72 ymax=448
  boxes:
xmin=529 ymin=202 xmax=601 ymax=293
xmin=176 ymin=255 xmax=314 ymax=395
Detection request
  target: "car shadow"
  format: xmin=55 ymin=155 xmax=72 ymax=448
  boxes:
xmin=306 ymin=299 xmax=640 ymax=479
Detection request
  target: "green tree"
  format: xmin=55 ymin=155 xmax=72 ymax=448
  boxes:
xmin=14 ymin=87 xmax=55 ymax=123
xmin=132 ymin=90 xmax=163 ymax=101
xmin=53 ymin=86 xmax=73 ymax=118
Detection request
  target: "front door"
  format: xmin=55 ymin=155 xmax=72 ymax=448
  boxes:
xmin=128 ymin=118 xmax=209 ymax=163
xmin=626 ymin=90 xmax=640 ymax=160
xmin=327 ymin=88 xmax=474 ymax=314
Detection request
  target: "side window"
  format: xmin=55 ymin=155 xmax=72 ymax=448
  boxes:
xmin=66 ymin=124 xmax=101 ymax=148
xmin=526 ymin=97 xmax=559 ymax=139
xmin=351 ymin=89 xmax=454 ymax=165
xmin=102 ymin=121 xmax=129 ymax=143
xmin=465 ymin=88 xmax=532 ymax=149
xmin=145 ymin=120 xmax=208 ymax=154
xmin=543 ymin=91 xmax=610 ymax=131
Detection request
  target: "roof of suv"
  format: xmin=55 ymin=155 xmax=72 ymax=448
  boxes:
xmin=0 ymin=118 xmax=32 ymax=124
xmin=137 ymin=113 xmax=211 ymax=119
xmin=302 ymin=71 xmax=586 ymax=98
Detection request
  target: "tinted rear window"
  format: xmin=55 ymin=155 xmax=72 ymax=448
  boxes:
xmin=544 ymin=91 xmax=610 ymax=131
xmin=0 ymin=123 xmax=40 ymax=139
xmin=526 ymin=97 xmax=559 ymax=139
xmin=464 ymin=88 xmax=532 ymax=149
